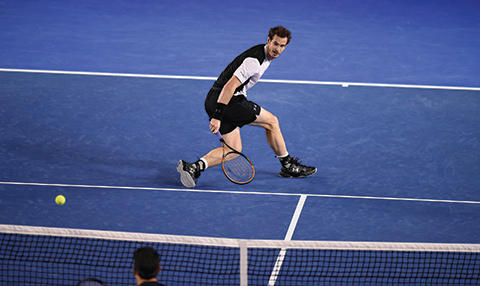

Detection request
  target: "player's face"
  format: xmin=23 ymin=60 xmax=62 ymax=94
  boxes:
xmin=266 ymin=35 xmax=288 ymax=61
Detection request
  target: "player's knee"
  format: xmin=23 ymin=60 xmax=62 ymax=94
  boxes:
xmin=253 ymin=109 xmax=281 ymax=131
xmin=267 ymin=114 xmax=281 ymax=131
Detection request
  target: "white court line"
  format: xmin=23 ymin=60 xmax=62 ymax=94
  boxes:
xmin=0 ymin=68 xmax=217 ymax=81
xmin=1 ymin=68 xmax=480 ymax=91
xmin=1 ymin=181 xmax=479 ymax=205
xmin=284 ymin=195 xmax=307 ymax=241
xmin=267 ymin=195 xmax=307 ymax=286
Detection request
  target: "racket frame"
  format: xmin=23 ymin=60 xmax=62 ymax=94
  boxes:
xmin=216 ymin=132 xmax=255 ymax=185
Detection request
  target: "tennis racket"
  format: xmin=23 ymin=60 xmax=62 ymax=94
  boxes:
xmin=216 ymin=132 xmax=255 ymax=185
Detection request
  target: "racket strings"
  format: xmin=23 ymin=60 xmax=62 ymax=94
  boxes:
xmin=223 ymin=152 xmax=254 ymax=183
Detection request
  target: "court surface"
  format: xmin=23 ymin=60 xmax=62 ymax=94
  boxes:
xmin=1 ymin=0 xmax=480 ymax=245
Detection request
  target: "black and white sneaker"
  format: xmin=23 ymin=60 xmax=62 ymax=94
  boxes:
xmin=279 ymin=156 xmax=317 ymax=178
xmin=177 ymin=159 xmax=201 ymax=188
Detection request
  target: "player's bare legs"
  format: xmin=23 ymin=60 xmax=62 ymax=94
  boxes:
xmin=177 ymin=127 xmax=242 ymax=188
xmin=249 ymin=108 xmax=288 ymax=157
xmin=250 ymin=108 xmax=317 ymax=178
xmin=178 ymin=108 xmax=315 ymax=188
xmin=203 ymin=127 xmax=242 ymax=168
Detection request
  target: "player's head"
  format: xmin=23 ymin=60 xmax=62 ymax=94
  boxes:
xmin=133 ymin=247 xmax=161 ymax=280
xmin=268 ymin=26 xmax=291 ymax=45
xmin=266 ymin=26 xmax=291 ymax=60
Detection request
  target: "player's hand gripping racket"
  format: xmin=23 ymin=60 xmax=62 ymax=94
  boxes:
xmin=216 ymin=132 xmax=255 ymax=185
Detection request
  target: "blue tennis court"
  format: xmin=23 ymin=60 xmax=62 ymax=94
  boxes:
xmin=1 ymin=71 xmax=480 ymax=243
xmin=1 ymin=0 xmax=480 ymax=285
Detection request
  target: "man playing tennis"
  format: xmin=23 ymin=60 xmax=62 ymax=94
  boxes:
xmin=178 ymin=26 xmax=316 ymax=188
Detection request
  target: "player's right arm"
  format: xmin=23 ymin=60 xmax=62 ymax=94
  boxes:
xmin=209 ymin=75 xmax=242 ymax=134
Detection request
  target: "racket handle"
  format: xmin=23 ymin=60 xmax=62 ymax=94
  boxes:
xmin=215 ymin=132 xmax=223 ymax=140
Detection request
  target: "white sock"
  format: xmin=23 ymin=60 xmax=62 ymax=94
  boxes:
xmin=277 ymin=153 xmax=289 ymax=159
xmin=200 ymin=157 xmax=208 ymax=171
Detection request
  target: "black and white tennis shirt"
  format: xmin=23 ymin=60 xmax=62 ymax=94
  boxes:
xmin=212 ymin=44 xmax=271 ymax=97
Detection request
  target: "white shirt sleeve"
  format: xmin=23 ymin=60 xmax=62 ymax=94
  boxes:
xmin=234 ymin=57 xmax=261 ymax=84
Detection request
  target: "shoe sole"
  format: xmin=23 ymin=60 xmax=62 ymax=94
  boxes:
xmin=279 ymin=167 xmax=317 ymax=178
xmin=177 ymin=160 xmax=196 ymax=188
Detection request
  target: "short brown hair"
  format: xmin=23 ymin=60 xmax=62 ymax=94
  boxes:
xmin=268 ymin=26 xmax=292 ymax=45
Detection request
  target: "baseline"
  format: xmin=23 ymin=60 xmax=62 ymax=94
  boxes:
xmin=1 ymin=68 xmax=479 ymax=91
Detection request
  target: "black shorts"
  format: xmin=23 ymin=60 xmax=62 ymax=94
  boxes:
xmin=205 ymin=87 xmax=262 ymax=135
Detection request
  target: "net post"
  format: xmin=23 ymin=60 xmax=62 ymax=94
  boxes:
xmin=239 ymin=240 xmax=248 ymax=286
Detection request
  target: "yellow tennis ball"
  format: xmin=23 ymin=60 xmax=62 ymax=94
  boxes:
xmin=55 ymin=195 xmax=66 ymax=205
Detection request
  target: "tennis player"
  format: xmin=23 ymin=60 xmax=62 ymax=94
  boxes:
xmin=178 ymin=26 xmax=316 ymax=188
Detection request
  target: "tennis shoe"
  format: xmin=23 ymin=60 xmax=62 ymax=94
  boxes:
xmin=177 ymin=159 xmax=201 ymax=188
xmin=279 ymin=156 xmax=317 ymax=178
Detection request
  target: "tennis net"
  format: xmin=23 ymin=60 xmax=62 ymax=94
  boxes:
xmin=1 ymin=224 xmax=479 ymax=285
